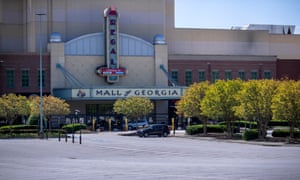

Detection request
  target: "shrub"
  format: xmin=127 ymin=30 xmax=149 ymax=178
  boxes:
xmin=0 ymin=125 xmax=38 ymax=134
xmin=272 ymin=129 xmax=299 ymax=138
xmin=218 ymin=121 xmax=257 ymax=129
xmin=27 ymin=114 xmax=39 ymax=125
xmin=186 ymin=124 xmax=225 ymax=135
xmin=62 ymin=123 xmax=86 ymax=133
xmin=243 ymin=129 xmax=258 ymax=140
xmin=268 ymin=120 xmax=289 ymax=127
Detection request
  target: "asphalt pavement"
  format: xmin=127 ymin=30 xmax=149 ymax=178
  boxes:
xmin=1 ymin=132 xmax=300 ymax=180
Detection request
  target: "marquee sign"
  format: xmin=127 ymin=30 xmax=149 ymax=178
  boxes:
xmin=96 ymin=6 xmax=127 ymax=83
xmin=71 ymin=88 xmax=184 ymax=99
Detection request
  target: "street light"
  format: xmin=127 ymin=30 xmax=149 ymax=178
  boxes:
xmin=36 ymin=13 xmax=46 ymax=138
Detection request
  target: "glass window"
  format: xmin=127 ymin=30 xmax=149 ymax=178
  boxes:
xmin=171 ymin=70 xmax=178 ymax=84
xmin=251 ymin=71 xmax=258 ymax=80
xmin=264 ymin=71 xmax=271 ymax=79
xmin=6 ymin=69 xmax=14 ymax=88
xmin=38 ymin=70 xmax=46 ymax=87
xmin=238 ymin=71 xmax=245 ymax=80
xmin=185 ymin=70 xmax=192 ymax=86
xmin=198 ymin=70 xmax=206 ymax=82
xmin=225 ymin=71 xmax=232 ymax=80
xmin=21 ymin=70 xmax=30 ymax=87
xmin=212 ymin=70 xmax=219 ymax=83
xmin=86 ymin=104 xmax=98 ymax=115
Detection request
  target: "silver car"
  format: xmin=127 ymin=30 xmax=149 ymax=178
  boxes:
xmin=127 ymin=119 xmax=149 ymax=130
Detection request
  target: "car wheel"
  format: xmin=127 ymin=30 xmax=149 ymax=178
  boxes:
xmin=128 ymin=126 xmax=133 ymax=130
xmin=163 ymin=132 xmax=168 ymax=137
xmin=144 ymin=132 xmax=149 ymax=137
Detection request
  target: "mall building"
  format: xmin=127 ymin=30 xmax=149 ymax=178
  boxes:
xmin=1 ymin=0 xmax=300 ymax=128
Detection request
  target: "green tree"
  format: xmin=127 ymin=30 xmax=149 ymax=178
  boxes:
xmin=272 ymin=80 xmax=300 ymax=138
xmin=113 ymin=96 xmax=154 ymax=127
xmin=30 ymin=95 xmax=70 ymax=129
xmin=0 ymin=97 xmax=8 ymax=118
xmin=0 ymin=93 xmax=30 ymax=125
xmin=235 ymin=80 xmax=278 ymax=139
xmin=201 ymin=79 xmax=243 ymax=137
xmin=176 ymin=82 xmax=209 ymax=134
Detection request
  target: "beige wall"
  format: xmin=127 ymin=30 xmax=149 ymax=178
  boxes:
xmin=165 ymin=0 xmax=300 ymax=59
xmin=2 ymin=0 xmax=300 ymax=60
xmin=50 ymin=43 xmax=169 ymax=89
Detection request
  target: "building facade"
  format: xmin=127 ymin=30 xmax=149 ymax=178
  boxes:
xmin=1 ymin=0 xmax=300 ymax=128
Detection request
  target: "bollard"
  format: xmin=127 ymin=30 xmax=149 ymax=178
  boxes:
xmin=58 ymin=129 xmax=61 ymax=142
xmin=65 ymin=132 xmax=67 ymax=143
xmin=79 ymin=129 xmax=82 ymax=144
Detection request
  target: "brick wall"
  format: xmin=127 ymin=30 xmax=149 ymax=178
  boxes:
xmin=0 ymin=54 xmax=51 ymax=96
xmin=169 ymin=59 xmax=277 ymax=85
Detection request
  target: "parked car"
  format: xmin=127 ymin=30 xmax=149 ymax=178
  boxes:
xmin=127 ymin=119 xmax=149 ymax=130
xmin=137 ymin=124 xmax=170 ymax=137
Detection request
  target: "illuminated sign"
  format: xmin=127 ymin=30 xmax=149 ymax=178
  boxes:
xmin=96 ymin=6 xmax=127 ymax=83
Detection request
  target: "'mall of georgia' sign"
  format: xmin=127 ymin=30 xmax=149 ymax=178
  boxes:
xmin=72 ymin=88 xmax=184 ymax=99
xmin=96 ymin=6 xmax=127 ymax=83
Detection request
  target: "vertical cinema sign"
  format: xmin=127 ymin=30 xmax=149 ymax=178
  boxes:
xmin=96 ymin=6 xmax=126 ymax=83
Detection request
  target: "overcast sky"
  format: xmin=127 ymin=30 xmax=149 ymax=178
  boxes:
xmin=175 ymin=0 xmax=300 ymax=34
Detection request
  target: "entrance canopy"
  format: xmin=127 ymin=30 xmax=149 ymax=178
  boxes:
xmin=53 ymin=87 xmax=186 ymax=100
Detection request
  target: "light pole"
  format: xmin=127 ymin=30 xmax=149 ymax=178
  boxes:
xmin=36 ymin=13 xmax=46 ymax=138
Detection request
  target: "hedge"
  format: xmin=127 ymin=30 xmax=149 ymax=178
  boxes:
xmin=62 ymin=123 xmax=87 ymax=133
xmin=242 ymin=129 xmax=258 ymax=140
xmin=268 ymin=120 xmax=289 ymax=127
xmin=0 ymin=125 xmax=38 ymax=134
xmin=186 ymin=124 xmax=225 ymax=135
xmin=218 ymin=121 xmax=257 ymax=128
xmin=272 ymin=129 xmax=300 ymax=138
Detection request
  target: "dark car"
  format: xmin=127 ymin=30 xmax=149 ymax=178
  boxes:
xmin=137 ymin=124 xmax=170 ymax=137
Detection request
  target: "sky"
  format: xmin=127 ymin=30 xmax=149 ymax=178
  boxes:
xmin=175 ymin=0 xmax=300 ymax=34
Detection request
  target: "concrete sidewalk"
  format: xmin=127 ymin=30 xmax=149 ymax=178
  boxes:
xmin=119 ymin=129 xmax=300 ymax=147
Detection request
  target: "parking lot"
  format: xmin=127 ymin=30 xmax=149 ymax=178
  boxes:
xmin=1 ymin=132 xmax=300 ymax=180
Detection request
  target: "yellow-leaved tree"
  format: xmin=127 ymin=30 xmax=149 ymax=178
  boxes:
xmin=113 ymin=96 xmax=153 ymax=128
xmin=0 ymin=93 xmax=30 ymax=125
xmin=30 ymin=95 xmax=70 ymax=129
xmin=175 ymin=82 xmax=209 ymax=134
xmin=272 ymin=80 xmax=300 ymax=138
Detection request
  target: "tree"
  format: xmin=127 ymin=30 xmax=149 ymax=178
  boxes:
xmin=272 ymin=80 xmax=300 ymax=138
xmin=113 ymin=96 xmax=154 ymax=128
xmin=235 ymin=80 xmax=278 ymax=139
xmin=30 ymin=95 xmax=70 ymax=129
xmin=0 ymin=93 xmax=30 ymax=125
xmin=0 ymin=97 xmax=8 ymax=119
xmin=176 ymin=82 xmax=209 ymax=134
xmin=201 ymin=80 xmax=243 ymax=137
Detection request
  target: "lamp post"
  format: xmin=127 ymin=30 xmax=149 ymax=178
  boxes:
xmin=36 ymin=13 xmax=46 ymax=138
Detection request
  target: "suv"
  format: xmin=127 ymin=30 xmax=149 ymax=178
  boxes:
xmin=137 ymin=124 xmax=170 ymax=137
xmin=127 ymin=119 xmax=149 ymax=130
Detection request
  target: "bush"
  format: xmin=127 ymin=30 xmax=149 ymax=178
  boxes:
xmin=27 ymin=114 xmax=39 ymax=125
xmin=62 ymin=123 xmax=86 ymax=133
xmin=268 ymin=120 xmax=289 ymax=127
xmin=0 ymin=125 xmax=38 ymax=134
xmin=218 ymin=121 xmax=257 ymax=129
xmin=243 ymin=129 xmax=258 ymax=140
xmin=186 ymin=124 xmax=225 ymax=135
xmin=272 ymin=129 xmax=299 ymax=138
